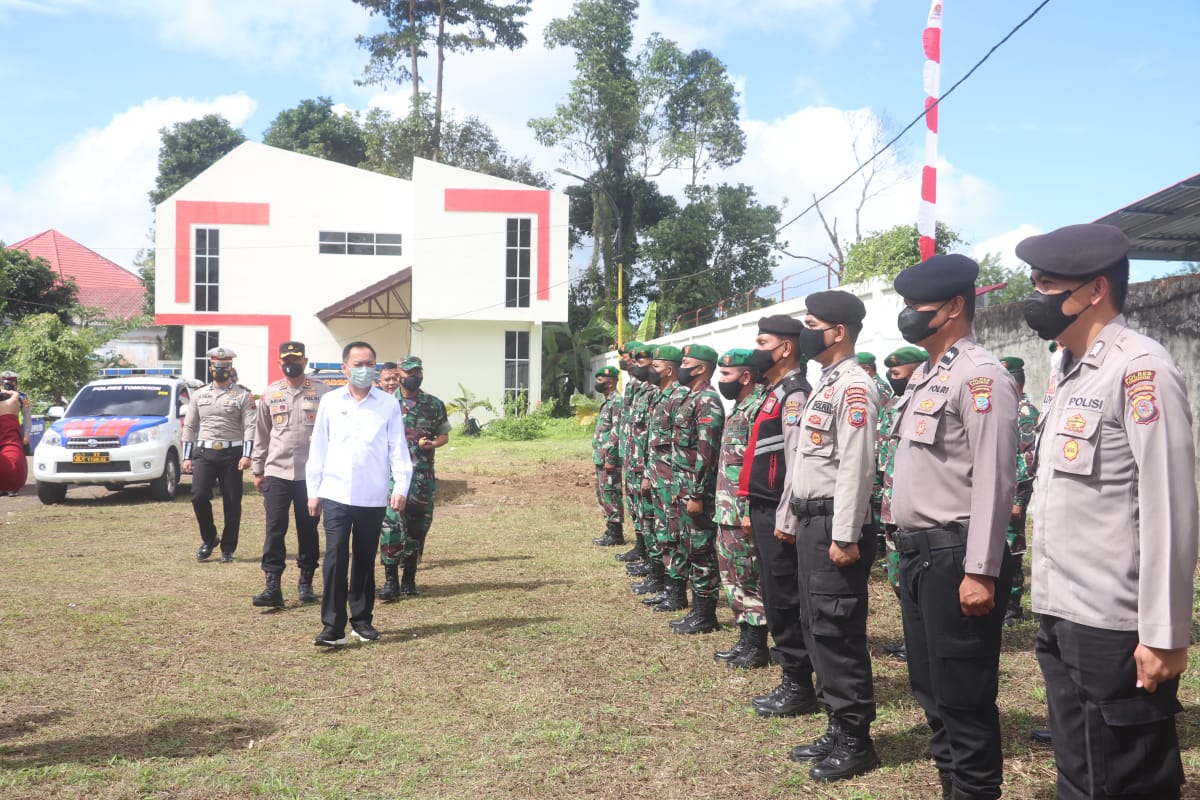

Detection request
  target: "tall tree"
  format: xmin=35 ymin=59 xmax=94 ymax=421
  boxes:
xmin=841 ymin=222 xmax=963 ymax=285
xmin=640 ymin=184 xmax=782 ymax=329
xmin=263 ymin=97 xmax=368 ymax=166
xmin=0 ymin=313 xmax=123 ymax=406
xmin=354 ymin=0 xmax=532 ymax=159
xmin=149 ymin=115 xmax=246 ymax=208
xmin=0 ymin=244 xmax=79 ymax=324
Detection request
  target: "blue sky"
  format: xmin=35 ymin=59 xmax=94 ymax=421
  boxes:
xmin=1 ymin=0 xmax=1196 ymax=290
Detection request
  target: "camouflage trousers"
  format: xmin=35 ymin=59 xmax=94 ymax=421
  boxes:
xmin=1006 ymin=510 xmax=1027 ymax=606
xmin=595 ymin=465 xmax=624 ymax=525
xmin=715 ymin=523 xmax=765 ymax=625
xmin=881 ymin=526 xmax=901 ymax=595
xmin=649 ymin=458 xmax=681 ymax=569
xmin=625 ymin=471 xmax=655 ymax=557
xmin=380 ymin=471 xmax=435 ymax=566
xmin=671 ymin=492 xmax=719 ymax=597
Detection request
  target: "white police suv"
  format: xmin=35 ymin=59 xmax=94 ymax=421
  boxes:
xmin=33 ymin=369 xmax=192 ymax=504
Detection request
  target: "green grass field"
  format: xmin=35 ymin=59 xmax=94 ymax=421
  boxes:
xmin=1 ymin=426 xmax=1197 ymax=799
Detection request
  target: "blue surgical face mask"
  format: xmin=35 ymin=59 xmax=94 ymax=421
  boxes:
xmin=349 ymin=366 xmax=376 ymax=388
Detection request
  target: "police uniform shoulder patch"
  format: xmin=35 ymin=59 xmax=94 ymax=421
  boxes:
xmin=968 ymin=376 xmax=994 ymax=414
xmin=847 ymin=406 xmax=867 ymax=428
xmin=784 ymin=398 xmax=802 ymax=426
xmin=1130 ymin=391 xmax=1159 ymax=425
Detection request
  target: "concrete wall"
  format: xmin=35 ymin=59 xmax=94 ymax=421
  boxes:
xmin=974 ymin=273 xmax=1200 ymax=473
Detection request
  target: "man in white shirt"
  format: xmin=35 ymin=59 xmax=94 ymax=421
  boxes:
xmin=306 ymin=341 xmax=413 ymax=647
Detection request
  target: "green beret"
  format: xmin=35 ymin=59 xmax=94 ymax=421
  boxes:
xmin=651 ymin=344 xmax=683 ymax=363
xmin=620 ymin=340 xmax=643 ymax=355
xmin=855 ymin=352 xmax=876 ymax=365
xmin=999 ymin=356 xmax=1025 ymax=374
xmin=627 ymin=342 xmax=652 ymax=358
xmin=398 ymin=355 xmax=423 ymax=370
xmin=719 ymin=349 xmax=755 ymax=368
xmin=883 ymin=346 xmax=929 ymax=368
xmin=595 ymin=365 xmax=619 ymax=378
xmin=681 ymin=343 xmax=718 ymax=364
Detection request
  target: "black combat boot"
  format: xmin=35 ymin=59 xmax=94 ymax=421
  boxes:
xmin=754 ymin=670 xmax=820 ymax=717
xmin=632 ymin=560 xmax=665 ymax=596
xmin=808 ymin=724 xmax=879 ymax=782
xmin=251 ymin=573 xmax=284 ymax=609
xmin=592 ymin=521 xmax=625 ymax=546
xmin=728 ymin=624 xmax=770 ymax=669
xmin=669 ymin=603 xmax=700 ymax=630
xmin=399 ymin=555 xmax=419 ymax=596
xmin=297 ymin=568 xmax=317 ymax=604
xmin=652 ymin=577 xmax=689 ymax=612
xmin=672 ymin=593 xmax=718 ymax=634
xmin=940 ymin=772 xmax=954 ymax=800
xmin=714 ymin=622 xmax=748 ymax=663
xmin=615 ymin=532 xmax=646 ymax=562
xmin=378 ymin=563 xmax=400 ymax=602
xmin=625 ymin=560 xmax=651 ymax=577
xmin=789 ymin=716 xmax=840 ymax=762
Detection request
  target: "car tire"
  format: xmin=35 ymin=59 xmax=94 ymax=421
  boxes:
xmin=37 ymin=482 xmax=67 ymax=505
xmin=150 ymin=451 xmax=180 ymax=501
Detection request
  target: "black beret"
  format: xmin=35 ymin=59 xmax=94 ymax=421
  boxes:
xmin=1015 ymin=223 xmax=1130 ymax=277
xmin=893 ymin=253 xmax=979 ymax=302
xmin=757 ymin=314 xmax=804 ymax=336
xmin=805 ymin=290 xmax=866 ymax=325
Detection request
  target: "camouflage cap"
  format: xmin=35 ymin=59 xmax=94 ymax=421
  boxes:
xmin=651 ymin=344 xmax=683 ymax=363
xmin=856 ymin=352 xmax=876 ymax=365
xmin=719 ymin=348 xmax=755 ymax=367
xmin=595 ymin=365 xmax=619 ymax=378
xmin=999 ymin=356 xmax=1025 ymax=374
xmin=399 ymin=355 xmax=423 ymax=371
xmin=681 ymin=343 xmax=718 ymax=364
xmin=883 ymin=346 xmax=929 ymax=368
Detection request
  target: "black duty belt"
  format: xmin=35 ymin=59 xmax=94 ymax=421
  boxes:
xmin=788 ymin=497 xmax=834 ymax=519
xmin=894 ymin=526 xmax=964 ymax=555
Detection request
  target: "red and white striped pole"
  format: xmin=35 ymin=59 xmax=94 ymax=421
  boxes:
xmin=918 ymin=0 xmax=943 ymax=262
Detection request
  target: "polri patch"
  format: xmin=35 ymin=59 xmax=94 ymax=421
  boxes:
xmin=1131 ymin=392 xmax=1159 ymax=425
xmin=784 ymin=399 xmax=802 ymax=425
xmin=848 ymin=407 xmax=866 ymax=428
xmin=968 ymin=377 xmax=994 ymax=414
xmin=810 ymin=431 xmax=823 ymax=446
xmin=1064 ymin=413 xmax=1087 ymax=433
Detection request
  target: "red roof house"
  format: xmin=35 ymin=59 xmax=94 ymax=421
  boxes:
xmin=7 ymin=229 xmax=145 ymax=319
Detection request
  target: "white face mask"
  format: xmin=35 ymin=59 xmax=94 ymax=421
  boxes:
xmin=348 ymin=366 xmax=376 ymax=388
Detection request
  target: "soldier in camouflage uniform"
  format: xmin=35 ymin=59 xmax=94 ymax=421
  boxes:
xmin=378 ymin=355 xmax=451 ymax=601
xmin=666 ymin=344 xmax=726 ymax=634
xmin=857 ymin=352 xmax=895 ymax=403
xmin=711 ymin=349 xmax=770 ymax=666
xmin=611 ymin=345 xmax=643 ymax=559
xmin=626 ymin=345 xmax=666 ymax=592
xmin=591 ymin=365 xmax=624 ymax=546
xmin=999 ymin=356 xmax=1039 ymax=625
xmin=640 ymin=345 xmax=691 ymax=613
xmin=875 ymin=346 xmax=927 ymax=661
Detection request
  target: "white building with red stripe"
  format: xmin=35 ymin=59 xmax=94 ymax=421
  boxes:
xmin=154 ymin=142 xmax=568 ymax=410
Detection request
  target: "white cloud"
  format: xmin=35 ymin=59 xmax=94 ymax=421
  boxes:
xmin=649 ymin=0 xmax=875 ymax=44
xmin=971 ymin=224 xmax=1041 ymax=272
xmin=0 ymin=94 xmax=258 ymax=270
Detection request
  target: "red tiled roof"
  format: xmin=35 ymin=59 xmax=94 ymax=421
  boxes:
xmin=6 ymin=229 xmax=145 ymax=319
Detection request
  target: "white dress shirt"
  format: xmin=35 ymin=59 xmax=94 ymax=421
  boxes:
xmin=306 ymin=386 xmax=413 ymax=507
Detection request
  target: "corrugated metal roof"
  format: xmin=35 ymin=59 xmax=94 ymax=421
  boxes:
xmin=1094 ymin=173 xmax=1200 ymax=262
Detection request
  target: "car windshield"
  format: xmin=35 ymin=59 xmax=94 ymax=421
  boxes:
xmin=66 ymin=384 xmax=172 ymax=417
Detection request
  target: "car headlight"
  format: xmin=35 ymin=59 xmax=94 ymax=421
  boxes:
xmin=42 ymin=430 xmax=61 ymax=447
xmin=127 ymin=427 xmax=160 ymax=446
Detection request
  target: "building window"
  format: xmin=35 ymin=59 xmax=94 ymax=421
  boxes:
xmin=194 ymin=228 xmax=219 ymax=311
xmin=505 ymin=218 xmax=531 ymax=308
xmin=318 ymin=231 xmax=403 ymax=256
xmin=194 ymin=331 xmax=219 ymax=383
xmin=504 ymin=330 xmax=530 ymax=408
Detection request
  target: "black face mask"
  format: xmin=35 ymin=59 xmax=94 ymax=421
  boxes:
xmin=1022 ymin=284 xmax=1088 ymax=340
xmin=798 ymin=326 xmax=833 ymax=359
xmin=630 ymin=364 xmax=650 ymax=382
xmin=401 ymin=375 xmax=423 ymax=392
xmin=887 ymin=375 xmax=910 ymax=396
xmin=593 ymin=380 xmax=606 ymax=393
xmin=717 ymin=379 xmax=743 ymax=401
xmin=749 ymin=342 xmax=784 ymax=375
xmin=897 ymin=302 xmax=947 ymax=344
xmin=212 ymin=368 xmax=231 ymax=383
xmin=644 ymin=366 xmax=662 ymax=387
xmin=677 ymin=365 xmax=703 ymax=386
xmin=281 ymin=362 xmax=304 ymax=378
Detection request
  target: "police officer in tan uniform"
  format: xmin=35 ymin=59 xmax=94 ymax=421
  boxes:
xmin=1018 ymin=223 xmax=1198 ymax=800
xmin=250 ymin=341 xmax=331 ymax=607
xmin=781 ymin=291 xmax=881 ymax=782
xmin=183 ymin=347 xmax=257 ymax=563
xmin=889 ymin=255 xmax=1018 ymax=800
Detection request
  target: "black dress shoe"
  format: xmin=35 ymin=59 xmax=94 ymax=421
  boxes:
xmin=196 ymin=541 xmax=216 ymax=561
xmin=313 ymin=626 xmax=346 ymax=647
xmin=1029 ymin=728 xmax=1052 ymax=745
xmin=882 ymin=641 xmax=906 ymax=655
xmin=220 ymin=552 xmax=234 ymax=563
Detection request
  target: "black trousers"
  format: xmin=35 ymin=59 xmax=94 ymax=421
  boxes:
xmin=796 ymin=513 xmax=876 ymax=731
xmin=1036 ymin=616 xmax=1183 ymax=800
xmin=320 ymin=499 xmax=386 ymax=634
xmin=261 ymin=477 xmax=320 ymax=574
xmin=898 ymin=537 xmax=1013 ymax=799
xmin=191 ymin=447 xmax=243 ymax=553
xmin=749 ymin=498 xmax=812 ymax=678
